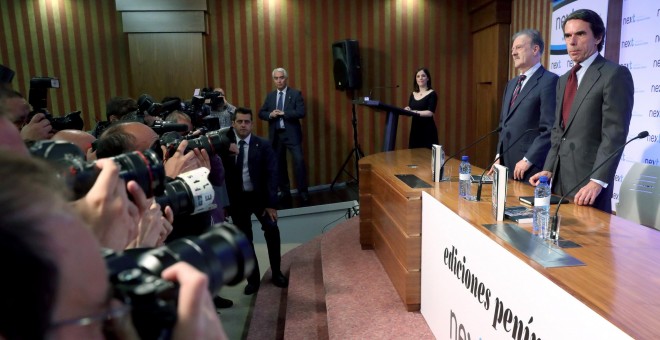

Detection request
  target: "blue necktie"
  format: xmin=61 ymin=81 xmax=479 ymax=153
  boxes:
xmin=277 ymin=91 xmax=285 ymax=128
xmin=277 ymin=91 xmax=284 ymax=110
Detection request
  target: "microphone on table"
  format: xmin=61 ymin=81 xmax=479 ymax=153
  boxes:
xmin=548 ymin=130 xmax=649 ymax=240
xmin=367 ymin=85 xmax=400 ymax=99
xmin=439 ymin=127 xmax=502 ymax=181
xmin=475 ymin=127 xmax=543 ymax=201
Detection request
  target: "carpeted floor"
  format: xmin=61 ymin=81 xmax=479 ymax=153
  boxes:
xmin=244 ymin=217 xmax=434 ymax=339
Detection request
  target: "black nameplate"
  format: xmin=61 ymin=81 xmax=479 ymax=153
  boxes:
xmin=395 ymin=174 xmax=432 ymax=188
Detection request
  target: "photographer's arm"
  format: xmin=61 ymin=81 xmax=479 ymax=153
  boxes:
xmin=161 ymin=262 xmax=228 ymax=340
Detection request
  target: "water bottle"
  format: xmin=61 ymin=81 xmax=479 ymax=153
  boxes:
xmin=459 ymin=156 xmax=471 ymax=198
xmin=533 ymin=176 xmax=551 ymax=238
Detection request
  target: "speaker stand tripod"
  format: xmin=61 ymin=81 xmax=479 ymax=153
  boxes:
xmin=331 ymin=95 xmax=364 ymax=190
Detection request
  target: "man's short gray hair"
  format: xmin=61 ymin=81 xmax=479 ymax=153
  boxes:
xmin=272 ymin=67 xmax=288 ymax=78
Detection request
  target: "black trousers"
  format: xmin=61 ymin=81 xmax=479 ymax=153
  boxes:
xmin=228 ymin=190 xmax=283 ymax=286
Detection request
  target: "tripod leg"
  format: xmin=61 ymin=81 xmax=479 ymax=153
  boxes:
xmin=331 ymin=148 xmax=358 ymax=190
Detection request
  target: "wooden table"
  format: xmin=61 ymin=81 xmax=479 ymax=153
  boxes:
xmin=359 ymin=148 xmax=660 ymax=339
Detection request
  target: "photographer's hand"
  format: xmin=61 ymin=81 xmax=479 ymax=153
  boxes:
xmin=70 ymin=159 xmax=140 ymax=251
xmin=163 ymin=140 xmax=202 ymax=177
xmin=158 ymin=206 xmax=174 ymax=246
xmin=127 ymin=196 xmax=172 ymax=248
xmin=162 ymin=262 xmax=228 ymax=340
xmin=192 ymin=148 xmax=211 ymax=171
xmin=20 ymin=113 xmax=53 ymax=141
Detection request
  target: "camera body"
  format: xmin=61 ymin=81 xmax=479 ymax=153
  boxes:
xmin=136 ymin=94 xmax=180 ymax=118
xmin=47 ymin=110 xmax=84 ymax=131
xmin=27 ymin=77 xmax=85 ymax=131
xmin=104 ymin=222 xmax=256 ymax=339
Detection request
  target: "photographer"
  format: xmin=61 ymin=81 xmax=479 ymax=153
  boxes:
xmin=0 ymin=153 xmax=227 ymax=339
xmin=208 ymin=87 xmax=236 ymax=129
xmin=0 ymin=88 xmax=53 ymax=141
xmin=97 ymin=121 xmax=210 ymax=179
xmin=165 ymin=110 xmax=229 ymax=223
xmin=51 ymin=129 xmax=97 ymax=160
xmin=91 ymin=96 xmax=138 ymax=138
xmin=0 ymin=114 xmax=29 ymax=156
xmin=1 ymin=105 xmax=170 ymax=251
xmin=165 ymin=110 xmax=193 ymax=135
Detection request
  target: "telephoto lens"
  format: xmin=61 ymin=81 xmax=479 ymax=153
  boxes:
xmin=156 ymin=167 xmax=216 ymax=216
xmin=29 ymin=140 xmax=166 ymax=199
xmin=161 ymin=127 xmax=233 ymax=158
xmin=104 ymin=222 xmax=256 ymax=339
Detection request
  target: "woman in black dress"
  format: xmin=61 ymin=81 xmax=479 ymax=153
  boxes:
xmin=404 ymin=67 xmax=438 ymax=149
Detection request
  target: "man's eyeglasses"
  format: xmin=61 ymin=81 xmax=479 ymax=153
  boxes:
xmin=50 ymin=303 xmax=136 ymax=338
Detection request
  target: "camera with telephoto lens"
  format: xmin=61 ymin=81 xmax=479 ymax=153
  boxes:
xmin=136 ymin=94 xmax=181 ymax=118
xmin=160 ymin=126 xmax=234 ymax=158
xmin=29 ymin=140 xmax=216 ymax=217
xmin=104 ymin=222 xmax=256 ymax=340
xmin=28 ymin=140 xmax=165 ymax=199
xmin=115 ymin=94 xmax=188 ymax=135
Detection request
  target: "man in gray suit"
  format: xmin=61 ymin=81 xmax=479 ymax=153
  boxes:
xmin=530 ymin=9 xmax=634 ymax=213
xmin=490 ymin=29 xmax=557 ymax=182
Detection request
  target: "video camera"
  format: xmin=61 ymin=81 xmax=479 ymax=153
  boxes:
xmin=27 ymin=77 xmax=85 ymax=130
xmin=137 ymin=94 xmax=181 ymax=118
xmin=114 ymin=94 xmax=189 ymax=135
xmin=104 ymin=222 xmax=255 ymax=339
xmin=184 ymin=88 xmax=227 ymax=129
xmin=28 ymin=140 xmax=216 ymax=216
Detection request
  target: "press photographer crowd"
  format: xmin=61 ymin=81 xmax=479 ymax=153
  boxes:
xmin=0 ymin=65 xmax=288 ymax=339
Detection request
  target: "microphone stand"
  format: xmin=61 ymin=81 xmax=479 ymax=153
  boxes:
xmin=439 ymin=127 xmax=502 ymax=181
xmin=475 ymin=128 xmax=539 ymax=201
xmin=549 ymin=131 xmax=649 ymax=240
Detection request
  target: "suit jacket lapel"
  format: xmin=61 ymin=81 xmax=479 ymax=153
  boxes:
xmin=506 ymin=67 xmax=543 ymax=120
xmin=564 ymin=55 xmax=604 ymax=130
xmin=503 ymin=78 xmax=517 ymax=117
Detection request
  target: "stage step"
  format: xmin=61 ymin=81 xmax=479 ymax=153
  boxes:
xmin=283 ymin=239 xmax=329 ymax=339
xmin=246 ymin=218 xmax=432 ymax=339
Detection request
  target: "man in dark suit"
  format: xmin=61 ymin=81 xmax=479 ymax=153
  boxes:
xmin=530 ymin=9 xmax=634 ymax=213
xmin=258 ymin=67 xmax=309 ymax=202
xmin=490 ymin=29 xmax=557 ymax=182
xmin=221 ymin=109 xmax=289 ymax=295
